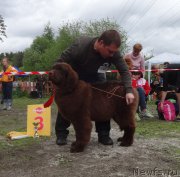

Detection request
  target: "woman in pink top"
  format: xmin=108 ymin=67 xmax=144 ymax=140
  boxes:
xmin=125 ymin=43 xmax=145 ymax=72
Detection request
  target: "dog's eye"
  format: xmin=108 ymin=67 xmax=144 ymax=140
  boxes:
xmin=57 ymin=67 xmax=68 ymax=77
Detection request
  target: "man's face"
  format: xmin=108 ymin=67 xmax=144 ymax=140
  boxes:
xmin=2 ymin=59 xmax=8 ymax=66
xmin=98 ymin=41 xmax=119 ymax=58
xmin=133 ymin=48 xmax=141 ymax=57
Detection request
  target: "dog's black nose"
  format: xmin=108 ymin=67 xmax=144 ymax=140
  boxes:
xmin=49 ymin=71 xmax=54 ymax=76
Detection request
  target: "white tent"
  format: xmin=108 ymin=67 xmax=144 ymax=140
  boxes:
xmin=145 ymin=52 xmax=180 ymax=66
xmin=145 ymin=52 xmax=180 ymax=84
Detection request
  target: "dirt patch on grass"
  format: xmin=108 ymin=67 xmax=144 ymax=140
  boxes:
xmin=0 ymin=123 xmax=179 ymax=177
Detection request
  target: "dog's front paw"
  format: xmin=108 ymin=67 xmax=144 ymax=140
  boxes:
xmin=71 ymin=141 xmax=76 ymax=147
xmin=70 ymin=142 xmax=85 ymax=153
xmin=119 ymin=139 xmax=133 ymax=147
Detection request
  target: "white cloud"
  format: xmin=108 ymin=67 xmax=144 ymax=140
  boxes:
xmin=0 ymin=0 xmax=180 ymax=55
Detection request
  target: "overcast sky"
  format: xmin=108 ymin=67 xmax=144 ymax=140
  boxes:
xmin=0 ymin=0 xmax=180 ymax=56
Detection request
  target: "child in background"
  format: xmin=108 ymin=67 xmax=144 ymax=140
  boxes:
xmin=132 ymin=71 xmax=153 ymax=118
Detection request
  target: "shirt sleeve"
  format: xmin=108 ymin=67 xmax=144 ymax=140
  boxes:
xmin=112 ymin=53 xmax=133 ymax=93
xmin=56 ymin=38 xmax=81 ymax=64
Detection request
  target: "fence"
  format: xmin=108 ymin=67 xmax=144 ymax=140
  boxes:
xmin=0 ymin=81 xmax=53 ymax=97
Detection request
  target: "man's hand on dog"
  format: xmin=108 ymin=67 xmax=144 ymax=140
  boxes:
xmin=126 ymin=93 xmax=135 ymax=105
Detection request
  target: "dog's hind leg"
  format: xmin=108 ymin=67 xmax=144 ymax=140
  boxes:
xmin=70 ymin=115 xmax=92 ymax=153
xmin=113 ymin=108 xmax=136 ymax=147
xmin=119 ymin=125 xmax=135 ymax=146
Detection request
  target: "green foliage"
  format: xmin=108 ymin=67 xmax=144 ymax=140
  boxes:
xmin=43 ymin=22 xmax=55 ymax=41
xmin=11 ymin=52 xmax=24 ymax=67
xmin=0 ymin=15 xmax=6 ymax=41
xmin=23 ymin=48 xmax=42 ymax=71
xmin=83 ymin=18 xmax=128 ymax=54
xmin=22 ymin=19 xmax=128 ymax=71
xmin=13 ymin=87 xmax=29 ymax=98
xmin=23 ymin=23 xmax=55 ymax=71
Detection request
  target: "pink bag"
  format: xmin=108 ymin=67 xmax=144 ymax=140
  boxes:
xmin=158 ymin=100 xmax=176 ymax=121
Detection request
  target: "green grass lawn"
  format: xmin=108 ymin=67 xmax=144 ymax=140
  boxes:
xmin=0 ymin=98 xmax=179 ymax=152
xmin=13 ymin=97 xmax=51 ymax=109
xmin=136 ymin=119 xmax=180 ymax=138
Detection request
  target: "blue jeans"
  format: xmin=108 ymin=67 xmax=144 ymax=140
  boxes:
xmin=2 ymin=82 xmax=13 ymax=100
xmin=137 ymin=87 xmax=146 ymax=111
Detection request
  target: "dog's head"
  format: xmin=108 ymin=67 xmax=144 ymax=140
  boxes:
xmin=49 ymin=62 xmax=79 ymax=92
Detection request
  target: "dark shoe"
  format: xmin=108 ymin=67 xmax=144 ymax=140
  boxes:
xmin=56 ymin=137 xmax=67 ymax=145
xmin=98 ymin=135 xmax=113 ymax=145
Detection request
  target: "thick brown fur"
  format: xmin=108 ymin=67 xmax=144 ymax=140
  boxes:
xmin=49 ymin=63 xmax=138 ymax=153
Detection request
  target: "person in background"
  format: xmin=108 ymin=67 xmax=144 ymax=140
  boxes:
xmin=116 ymin=57 xmax=133 ymax=80
xmin=35 ymin=75 xmax=46 ymax=98
xmin=150 ymin=64 xmax=163 ymax=99
xmin=132 ymin=71 xmax=153 ymax=118
xmin=125 ymin=43 xmax=145 ymax=73
xmin=0 ymin=57 xmax=18 ymax=110
xmin=160 ymin=63 xmax=180 ymax=116
xmin=124 ymin=57 xmax=133 ymax=70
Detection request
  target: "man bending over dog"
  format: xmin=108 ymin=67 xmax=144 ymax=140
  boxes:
xmin=55 ymin=30 xmax=135 ymax=146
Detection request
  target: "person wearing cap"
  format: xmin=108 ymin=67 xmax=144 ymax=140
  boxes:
xmin=125 ymin=43 xmax=145 ymax=72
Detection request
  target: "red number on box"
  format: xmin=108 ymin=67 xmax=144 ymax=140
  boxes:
xmin=34 ymin=116 xmax=44 ymax=130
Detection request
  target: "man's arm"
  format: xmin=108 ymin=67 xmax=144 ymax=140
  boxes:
xmin=112 ymin=53 xmax=135 ymax=104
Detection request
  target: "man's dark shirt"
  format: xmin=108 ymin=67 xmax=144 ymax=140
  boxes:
xmin=57 ymin=36 xmax=133 ymax=93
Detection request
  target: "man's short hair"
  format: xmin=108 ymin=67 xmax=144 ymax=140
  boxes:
xmin=98 ymin=30 xmax=121 ymax=47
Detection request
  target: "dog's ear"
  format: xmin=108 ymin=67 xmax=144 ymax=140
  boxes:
xmin=52 ymin=63 xmax=62 ymax=70
xmin=63 ymin=65 xmax=79 ymax=93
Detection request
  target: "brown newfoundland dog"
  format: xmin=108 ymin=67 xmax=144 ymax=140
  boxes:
xmin=49 ymin=63 xmax=138 ymax=153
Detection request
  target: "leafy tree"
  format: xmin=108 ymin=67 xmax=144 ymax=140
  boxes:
xmin=31 ymin=37 xmax=53 ymax=54
xmin=0 ymin=15 xmax=6 ymax=41
xmin=23 ymin=48 xmax=42 ymax=71
xmin=11 ymin=52 xmax=24 ymax=67
xmin=43 ymin=22 xmax=54 ymax=41
xmin=23 ymin=19 xmax=128 ymax=71
xmin=83 ymin=18 xmax=128 ymax=54
xmin=0 ymin=53 xmax=4 ymax=60
xmin=23 ymin=23 xmax=55 ymax=71
xmin=4 ymin=52 xmax=14 ymax=60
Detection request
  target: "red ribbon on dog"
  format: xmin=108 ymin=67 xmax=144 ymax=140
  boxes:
xmin=44 ymin=90 xmax=55 ymax=108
